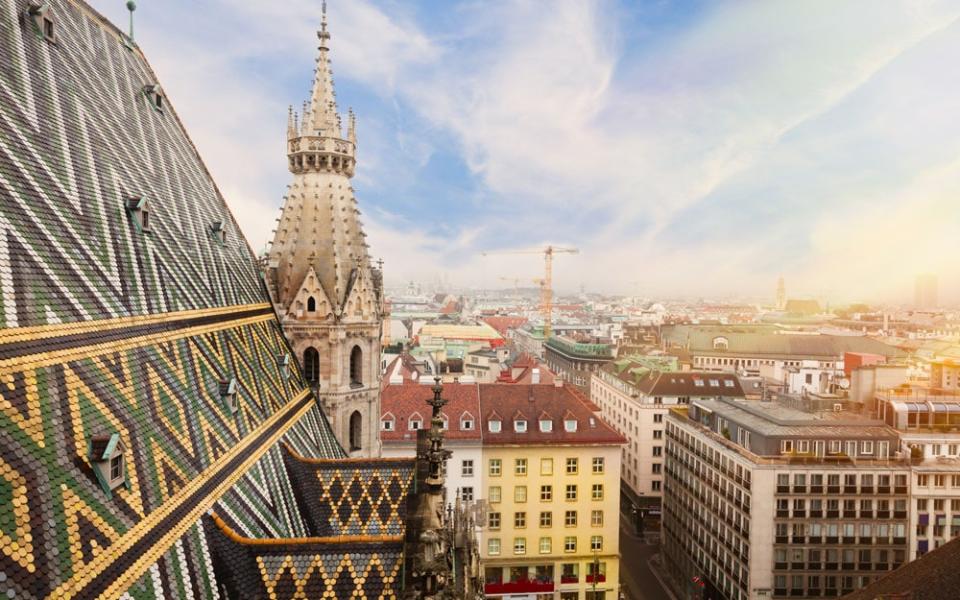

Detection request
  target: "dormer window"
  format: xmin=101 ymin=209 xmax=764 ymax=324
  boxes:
xmin=142 ymin=84 xmax=164 ymax=112
xmin=709 ymin=379 xmax=719 ymax=387
xmin=381 ymin=417 xmax=395 ymax=431
xmin=564 ymin=419 xmax=578 ymax=432
xmin=88 ymin=433 xmax=127 ymax=497
xmin=540 ymin=419 xmax=553 ymax=433
xmin=460 ymin=414 xmax=474 ymax=430
xmin=219 ymin=378 xmax=239 ymax=414
xmin=514 ymin=419 xmax=527 ymax=433
xmin=694 ymin=379 xmax=705 ymax=387
xmin=277 ymin=353 xmax=291 ymax=378
xmin=209 ymin=221 xmax=227 ymax=246
xmin=489 ymin=419 xmax=502 ymax=433
xmin=409 ymin=413 xmax=422 ymax=430
xmin=27 ymin=3 xmax=55 ymax=42
xmin=124 ymin=197 xmax=149 ymax=232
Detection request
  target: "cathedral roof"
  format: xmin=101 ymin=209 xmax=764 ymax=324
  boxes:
xmin=0 ymin=1 xmax=398 ymax=598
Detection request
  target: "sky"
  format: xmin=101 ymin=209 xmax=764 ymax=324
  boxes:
xmin=89 ymin=0 xmax=960 ymax=305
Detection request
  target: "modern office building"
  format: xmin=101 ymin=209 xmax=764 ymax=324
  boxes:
xmin=664 ymin=397 xmax=910 ymax=600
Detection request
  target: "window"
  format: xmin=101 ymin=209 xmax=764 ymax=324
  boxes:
xmin=489 ymin=459 xmax=502 ymax=476
xmin=303 ymin=347 xmax=320 ymax=384
xmin=653 ymin=413 xmax=663 ymax=423
xmin=651 ymin=481 xmax=661 ymax=492
xmin=488 ymin=538 xmax=501 ymax=555
xmin=539 ymin=537 xmax=552 ymax=554
xmin=381 ymin=418 xmax=394 ymax=431
xmin=592 ymin=484 xmax=604 ymax=500
xmin=109 ymin=454 xmax=123 ymax=482
xmin=564 ymin=536 xmax=577 ymax=552
xmin=349 ymin=346 xmax=363 ymax=387
xmin=515 ymin=419 xmax=527 ymax=433
xmin=781 ymin=440 xmax=794 ymax=453
xmin=489 ymin=419 xmax=502 ymax=433
xmin=565 ymin=485 xmax=577 ymax=501
xmin=515 ymin=486 xmax=527 ymax=503
xmin=209 ymin=221 xmax=228 ymax=246
xmin=461 ymin=416 xmax=474 ymax=430
xmin=409 ymin=416 xmax=422 ymax=430
xmin=348 ymin=410 xmax=362 ymax=452
xmin=142 ymin=84 xmax=165 ymax=112
xmin=565 ymin=510 xmax=577 ymax=526
xmin=219 ymin=378 xmax=239 ymax=414
xmin=124 ymin=197 xmax=150 ymax=232
xmin=514 ymin=538 xmax=526 ymax=555
xmin=566 ymin=458 xmax=579 ymax=474
xmin=514 ymin=512 xmax=527 ymax=528
xmin=652 ymin=446 xmax=662 ymax=457
xmin=592 ymin=457 xmax=604 ymax=474
xmin=306 ymin=296 xmax=317 ymax=312
xmin=652 ymin=463 xmax=662 ymax=474
xmin=461 ymin=487 xmax=474 ymax=502
xmin=461 ymin=460 xmax=474 ymax=477
xmin=27 ymin=3 xmax=56 ymax=42
xmin=862 ymin=440 xmax=874 ymax=455
xmin=488 ymin=512 xmax=501 ymax=529
xmin=541 ymin=458 xmax=554 ymax=475
xmin=591 ymin=510 xmax=603 ymax=526
xmin=515 ymin=458 xmax=528 ymax=475
xmin=489 ymin=486 xmax=501 ymax=503
xmin=653 ymin=430 xmax=663 ymax=440
xmin=540 ymin=511 xmax=553 ymax=527
xmin=540 ymin=419 xmax=553 ymax=432
xmin=564 ymin=419 xmax=578 ymax=432
xmin=591 ymin=536 xmax=603 ymax=551
xmin=541 ymin=485 xmax=553 ymax=501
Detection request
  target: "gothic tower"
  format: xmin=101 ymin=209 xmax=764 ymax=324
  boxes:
xmin=265 ymin=4 xmax=383 ymax=456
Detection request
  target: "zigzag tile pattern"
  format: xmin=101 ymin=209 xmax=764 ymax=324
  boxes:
xmin=0 ymin=1 xmax=384 ymax=598
xmin=283 ymin=447 xmax=415 ymax=537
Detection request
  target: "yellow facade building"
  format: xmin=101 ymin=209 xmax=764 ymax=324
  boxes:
xmin=478 ymin=384 xmax=625 ymax=600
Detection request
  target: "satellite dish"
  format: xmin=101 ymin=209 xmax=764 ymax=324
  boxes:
xmin=838 ymin=378 xmax=850 ymax=390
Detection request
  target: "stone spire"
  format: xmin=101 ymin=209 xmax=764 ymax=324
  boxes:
xmin=266 ymin=1 xmax=375 ymax=314
xmin=306 ymin=2 xmax=341 ymax=138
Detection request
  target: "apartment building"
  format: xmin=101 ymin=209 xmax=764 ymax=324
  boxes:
xmin=479 ymin=385 xmax=625 ymax=600
xmin=381 ymin=381 xmax=483 ymax=504
xmin=664 ymin=397 xmax=910 ymax=600
xmin=591 ymin=361 xmax=745 ymax=505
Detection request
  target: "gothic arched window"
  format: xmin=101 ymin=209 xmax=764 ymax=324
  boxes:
xmin=349 ymin=410 xmax=362 ymax=452
xmin=304 ymin=347 xmax=320 ymax=384
xmin=350 ymin=345 xmax=362 ymax=387
xmin=307 ymin=296 xmax=316 ymax=312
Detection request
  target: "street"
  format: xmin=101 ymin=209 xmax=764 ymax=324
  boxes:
xmin=619 ymin=506 xmax=673 ymax=600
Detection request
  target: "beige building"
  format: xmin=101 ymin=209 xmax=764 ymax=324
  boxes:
xmin=264 ymin=16 xmax=383 ymax=455
xmin=478 ymin=384 xmax=625 ymax=600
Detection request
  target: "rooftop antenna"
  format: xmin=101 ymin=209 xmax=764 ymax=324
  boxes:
xmin=125 ymin=1 xmax=136 ymax=45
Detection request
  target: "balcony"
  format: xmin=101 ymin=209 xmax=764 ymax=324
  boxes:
xmin=560 ymin=575 xmax=579 ymax=584
xmin=485 ymin=580 xmax=555 ymax=595
xmin=586 ymin=574 xmax=607 ymax=584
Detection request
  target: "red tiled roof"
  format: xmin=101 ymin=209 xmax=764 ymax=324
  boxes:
xmin=380 ymin=382 xmax=481 ymax=441
xmin=481 ymin=316 xmax=528 ymax=336
xmin=479 ymin=384 xmax=625 ymax=446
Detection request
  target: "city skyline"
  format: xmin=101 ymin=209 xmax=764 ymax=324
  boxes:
xmin=89 ymin=0 xmax=960 ymax=303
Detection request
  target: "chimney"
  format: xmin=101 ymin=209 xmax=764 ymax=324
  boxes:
xmin=532 ymin=368 xmax=541 ymax=385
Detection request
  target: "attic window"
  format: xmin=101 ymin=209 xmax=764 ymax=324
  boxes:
xmin=27 ymin=3 xmax=55 ymax=43
xmin=124 ymin=197 xmax=149 ymax=232
xmin=540 ymin=419 xmax=553 ymax=433
xmin=219 ymin=378 xmax=239 ymax=414
xmin=514 ymin=419 xmax=527 ymax=433
xmin=564 ymin=419 xmax=578 ymax=433
xmin=381 ymin=417 xmax=394 ymax=431
xmin=88 ymin=433 xmax=127 ymax=496
xmin=460 ymin=414 xmax=474 ymax=430
xmin=142 ymin=84 xmax=164 ymax=112
xmin=694 ymin=379 xmax=705 ymax=387
xmin=209 ymin=221 xmax=227 ymax=246
xmin=277 ymin=353 xmax=291 ymax=378
xmin=489 ymin=419 xmax=502 ymax=433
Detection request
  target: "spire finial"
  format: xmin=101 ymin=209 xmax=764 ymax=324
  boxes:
xmin=318 ymin=1 xmax=331 ymax=49
xmin=126 ymin=1 xmax=137 ymax=43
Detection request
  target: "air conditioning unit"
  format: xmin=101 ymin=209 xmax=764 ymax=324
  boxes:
xmin=833 ymin=403 xmax=843 ymax=412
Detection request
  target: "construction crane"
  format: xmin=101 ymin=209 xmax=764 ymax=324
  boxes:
xmin=482 ymin=246 xmax=579 ymax=338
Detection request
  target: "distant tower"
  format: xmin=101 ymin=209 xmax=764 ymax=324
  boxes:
xmin=914 ymin=274 xmax=938 ymax=310
xmin=775 ymin=276 xmax=786 ymax=310
xmin=265 ymin=3 xmax=383 ymax=456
